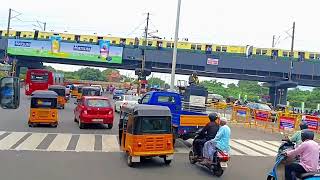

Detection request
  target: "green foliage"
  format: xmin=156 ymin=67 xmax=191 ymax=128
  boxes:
xmin=148 ymin=77 xmax=168 ymax=88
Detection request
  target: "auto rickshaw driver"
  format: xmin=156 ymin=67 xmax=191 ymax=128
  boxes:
xmin=119 ymin=104 xmax=174 ymax=167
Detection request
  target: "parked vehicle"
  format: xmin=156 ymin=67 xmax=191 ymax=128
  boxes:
xmin=114 ymin=95 xmax=140 ymax=112
xmin=74 ymin=96 xmax=113 ymax=129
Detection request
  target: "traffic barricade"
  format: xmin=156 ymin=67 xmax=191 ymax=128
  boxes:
xmin=253 ymin=110 xmax=277 ymax=132
xmin=230 ymin=105 xmax=251 ymax=127
xmin=303 ymin=115 xmax=320 ymax=133
xmin=278 ymin=114 xmax=300 ymax=135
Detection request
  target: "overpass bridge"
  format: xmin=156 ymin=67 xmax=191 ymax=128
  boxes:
xmin=1 ymin=38 xmax=320 ymax=106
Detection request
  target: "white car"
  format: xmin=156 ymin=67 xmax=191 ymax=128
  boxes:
xmin=91 ymin=85 xmax=103 ymax=95
xmin=114 ymin=95 xmax=140 ymax=112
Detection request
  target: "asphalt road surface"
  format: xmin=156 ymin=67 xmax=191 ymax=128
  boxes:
xmin=0 ymin=89 xmax=282 ymax=180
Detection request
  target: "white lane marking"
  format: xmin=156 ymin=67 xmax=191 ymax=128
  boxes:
xmin=249 ymin=140 xmax=279 ymax=152
xmin=230 ymin=140 xmax=265 ymax=156
xmin=102 ymin=135 xmax=120 ymax=152
xmin=234 ymin=139 xmax=277 ymax=156
xmin=265 ymin=141 xmax=281 ymax=147
xmin=47 ymin=134 xmax=72 ymax=151
xmin=0 ymin=132 xmax=28 ymax=150
xmin=15 ymin=133 xmax=47 ymax=150
xmin=230 ymin=148 xmax=244 ymax=156
xmin=75 ymin=134 xmax=95 ymax=152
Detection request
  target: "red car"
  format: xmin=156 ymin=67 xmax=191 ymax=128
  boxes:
xmin=74 ymin=96 xmax=114 ymax=129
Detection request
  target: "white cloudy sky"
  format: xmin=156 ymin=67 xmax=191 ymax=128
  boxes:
xmin=0 ymin=0 xmax=318 ymax=87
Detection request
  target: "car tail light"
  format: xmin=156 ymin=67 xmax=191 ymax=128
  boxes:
xmin=32 ymin=112 xmax=36 ymax=117
xmin=167 ymin=140 xmax=172 ymax=148
xmin=108 ymin=110 xmax=112 ymax=115
xmin=218 ymin=151 xmax=230 ymax=162
xmin=83 ymin=110 xmax=87 ymax=115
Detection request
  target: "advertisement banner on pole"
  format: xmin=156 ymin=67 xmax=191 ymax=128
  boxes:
xmin=7 ymin=39 xmax=123 ymax=64
xmin=303 ymin=115 xmax=319 ymax=131
xmin=279 ymin=116 xmax=296 ymax=130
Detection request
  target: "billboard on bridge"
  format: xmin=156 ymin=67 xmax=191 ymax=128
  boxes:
xmin=7 ymin=39 xmax=123 ymax=64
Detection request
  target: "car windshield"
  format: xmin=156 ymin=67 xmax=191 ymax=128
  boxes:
xmin=86 ymin=99 xmax=110 ymax=108
xmin=124 ymin=95 xmax=139 ymax=101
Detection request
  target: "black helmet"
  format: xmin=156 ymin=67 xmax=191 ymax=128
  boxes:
xmin=301 ymin=129 xmax=314 ymax=142
xmin=208 ymin=113 xmax=218 ymax=122
xmin=192 ymin=71 xmax=198 ymax=75
xmin=299 ymin=121 xmax=308 ymax=130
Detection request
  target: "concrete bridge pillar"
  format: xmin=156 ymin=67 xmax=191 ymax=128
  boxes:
xmin=268 ymin=81 xmax=297 ymax=107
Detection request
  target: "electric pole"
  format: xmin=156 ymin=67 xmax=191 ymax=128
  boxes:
xmin=289 ymin=22 xmax=295 ymax=81
xmin=43 ymin=22 xmax=46 ymax=31
xmin=272 ymin=35 xmax=275 ymax=48
xmin=6 ymin=8 xmax=12 ymax=39
xmin=141 ymin=12 xmax=149 ymax=72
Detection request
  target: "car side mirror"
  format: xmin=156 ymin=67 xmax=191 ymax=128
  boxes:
xmin=138 ymin=99 xmax=142 ymax=104
xmin=0 ymin=77 xmax=20 ymax=109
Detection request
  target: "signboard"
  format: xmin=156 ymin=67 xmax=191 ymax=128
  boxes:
xmin=207 ymin=58 xmax=219 ymax=65
xmin=7 ymin=39 xmax=123 ymax=64
xmin=254 ymin=110 xmax=269 ymax=121
xmin=236 ymin=106 xmax=247 ymax=117
xmin=189 ymin=95 xmax=206 ymax=107
xmin=303 ymin=115 xmax=319 ymax=131
xmin=279 ymin=116 xmax=296 ymax=130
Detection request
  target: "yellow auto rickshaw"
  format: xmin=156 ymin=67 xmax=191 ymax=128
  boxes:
xmin=71 ymin=85 xmax=82 ymax=98
xmin=76 ymin=86 xmax=84 ymax=101
xmin=119 ymin=104 xmax=174 ymax=167
xmin=48 ymin=85 xmax=66 ymax=109
xmin=28 ymin=90 xmax=59 ymax=127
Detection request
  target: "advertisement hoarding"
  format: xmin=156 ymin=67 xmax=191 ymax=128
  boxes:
xmin=7 ymin=39 xmax=123 ymax=64
xmin=279 ymin=116 xmax=296 ymax=130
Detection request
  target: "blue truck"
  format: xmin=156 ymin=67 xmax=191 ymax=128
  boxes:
xmin=138 ymin=91 xmax=209 ymax=140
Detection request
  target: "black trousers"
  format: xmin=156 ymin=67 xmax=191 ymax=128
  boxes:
xmin=285 ymin=162 xmax=306 ymax=180
xmin=193 ymin=138 xmax=207 ymax=156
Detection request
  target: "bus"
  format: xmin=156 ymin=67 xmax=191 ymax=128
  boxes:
xmin=25 ymin=69 xmax=54 ymax=95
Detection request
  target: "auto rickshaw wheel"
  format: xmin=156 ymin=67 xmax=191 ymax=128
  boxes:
xmin=28 ymin=122 xmax=35 ymax=127
xmin=127 ymin=155 xmax=134 ymax=167
xmin=51 ymin=123 xmax=58 ymax=128
xmin=74 ymin=117 xmax=77 ymax=122
xmin=164 ymin=157 xmax=172 ymax=165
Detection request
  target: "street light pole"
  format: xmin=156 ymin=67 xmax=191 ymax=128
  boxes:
xmin=6 ymin=8 xmax=12 ymax=39
xmin=170 ymin=0 xmax=181 ymax=91
xmin=289 ymin=22 xmax=295 ymax=80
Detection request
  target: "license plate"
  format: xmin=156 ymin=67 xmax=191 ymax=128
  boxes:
xmin=92 ymin=119 xmax=103 ymax=122
xmin=220 ymin=162 xmax=228 ymax=168
xmin=166 ymin=155 xmax=174 ymax=160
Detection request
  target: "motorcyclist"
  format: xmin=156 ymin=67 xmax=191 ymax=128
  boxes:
xmin=188 ymin=71 xmax=199 ymax=85
xmin=283 ymin=129 xmax=320 ymax=180
xmin=284 ymin=121 xmax=308 ymax=146
xmin=202 ymin=117 xmax=231 ymax=163
xmin=193 ymin=113 xmax=220 ymax=157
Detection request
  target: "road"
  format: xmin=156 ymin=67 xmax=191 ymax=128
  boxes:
xmin=0 ymin=89 xmax=282 ymax=180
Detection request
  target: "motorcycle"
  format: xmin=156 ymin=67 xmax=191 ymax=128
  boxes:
xmin=267 ymin=139 xmax=320 ymax=180
xmin=188 ymin=130 xmax=230 ymax=177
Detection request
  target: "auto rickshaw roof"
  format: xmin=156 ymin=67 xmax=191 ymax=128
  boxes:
xmin=48 ymin=85 xmax=66 ymax=90
xmin=31 ymin=90 xmax=58 ymax=99
xmin=122 ymin=104 xmax=171 ymax=117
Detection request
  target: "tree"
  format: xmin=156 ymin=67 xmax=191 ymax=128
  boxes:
xmin=76 ymin=68 xmax=104 ymax=81
xmin=148 ymin=77 xmax=167 ymax=88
